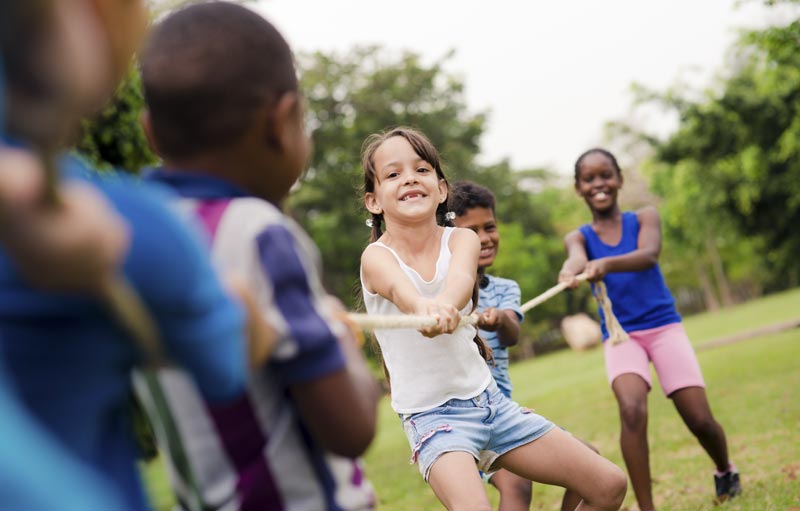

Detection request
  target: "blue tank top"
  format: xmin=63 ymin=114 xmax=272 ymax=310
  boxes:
xmin=579 ymin=211 xmax=681 ymax=340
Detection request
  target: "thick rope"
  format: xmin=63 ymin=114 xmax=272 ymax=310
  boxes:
xmin=346 ymin=311 xmax=479 ymax=331
xmin=519 ymin=274 xmax=588 ymax=313
xmin=347 ymin=272 xmax=629 ymax=345
xmin=591 ymin=280 xmax=629 ymax=345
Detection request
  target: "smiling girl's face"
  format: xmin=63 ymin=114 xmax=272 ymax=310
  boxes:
xmin=575 ymin=151 xmax=623 ymax=214
xmin=365 ymin=136 xmax=447 ymax=224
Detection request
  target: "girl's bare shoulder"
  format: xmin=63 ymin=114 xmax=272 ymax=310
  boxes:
xmin=563 ymin=228 xmax=586 ymax=244
xmin=449 ymin=226 xmax=480 ymax=247
xmin=635 ymin=205 xmax=660 ymax=225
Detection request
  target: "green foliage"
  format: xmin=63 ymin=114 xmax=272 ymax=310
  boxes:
xmin=465 ymin=160 xmax=559 ymax=236
xmin=493 ymin=222 xmax=571 ymax=320
xmin=606 ymin=4 xmax=800 ymax=300
xmin=672 ymin=15 xmax=800 ymax=289
xmin=77 ymin=67 xmax=157 ymax=172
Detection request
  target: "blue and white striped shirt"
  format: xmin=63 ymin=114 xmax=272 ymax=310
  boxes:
xmin=478 ymin=274 xmax=523 ymax=398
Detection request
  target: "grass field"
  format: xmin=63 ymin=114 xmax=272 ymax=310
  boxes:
xmin=143 ymin=288 xmax=800 ymax=510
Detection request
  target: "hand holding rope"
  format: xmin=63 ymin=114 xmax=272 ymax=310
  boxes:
xmin=347 ymin=272 xmax=629 ymax=345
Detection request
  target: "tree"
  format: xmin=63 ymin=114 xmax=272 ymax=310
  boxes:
xmin=77 ymin=68 xmax=157 ymax=172
xmin=604 ymin=2 xmax=799 ymax=300
xmin=653 ymin=35 xmax=800 ymax=291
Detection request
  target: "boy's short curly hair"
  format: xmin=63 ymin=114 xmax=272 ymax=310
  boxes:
xmin=450 ymin=181 xmax=496 ymax=217
xmin=140 ymin=1 xmax=297 ymax=159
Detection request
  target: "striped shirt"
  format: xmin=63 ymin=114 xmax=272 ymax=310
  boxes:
xmin=140 ymin=170 xmax=374 ymax=511
xmin=477 ymin=275 xmax=523 ymax=398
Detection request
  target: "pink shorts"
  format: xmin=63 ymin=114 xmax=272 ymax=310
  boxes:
xmin=603 ymin=322 xmax=705 ymax=396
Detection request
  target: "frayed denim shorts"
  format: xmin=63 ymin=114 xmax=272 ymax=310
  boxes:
xmin=399 ymin=380 xmax=555 ymax=481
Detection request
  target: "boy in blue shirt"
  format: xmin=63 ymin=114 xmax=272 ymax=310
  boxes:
xmin=0 ymin=1 xmax=251 ymax=508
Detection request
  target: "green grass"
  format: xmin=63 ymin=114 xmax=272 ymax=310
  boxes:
xmin=143 ymin=289 xmax=800 ymax=510
xmin=681 ymin=287 xmax=800 ymax=344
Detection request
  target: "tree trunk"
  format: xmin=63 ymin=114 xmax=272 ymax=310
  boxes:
xmin=705 ymin=231 xmax=735 ymax=307
xmin=696 ymin=262 xmax=720 ymax=313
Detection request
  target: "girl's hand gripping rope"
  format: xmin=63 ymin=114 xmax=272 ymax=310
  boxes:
xmin=557 ymin=269 xmax=587 ymax=290
xmin=529 ymin=272 xmax=627 ymax=345
xmin=345 ymin=311 xmax=479 ymax=332
xmin=415 ymin=297 xmax=461 ymax=337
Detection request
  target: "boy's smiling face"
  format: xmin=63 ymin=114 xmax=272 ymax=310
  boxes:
xmin=454 ymin=206 xmax=499 ymax=270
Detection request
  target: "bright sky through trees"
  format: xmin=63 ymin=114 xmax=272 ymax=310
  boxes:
xmin=257 ymin=0 xmax=795 ymax=174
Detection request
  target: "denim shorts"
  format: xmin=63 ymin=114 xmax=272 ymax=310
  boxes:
xmin=399 ymin=381 xmax=555 ymax=481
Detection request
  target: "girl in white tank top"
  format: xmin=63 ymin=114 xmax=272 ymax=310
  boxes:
xmin=362 ymin=226 xmax=493 ymax=414
xmin=359 ymin=128 xmax=627 ymax=511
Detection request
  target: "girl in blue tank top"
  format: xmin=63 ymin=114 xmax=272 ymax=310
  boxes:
xmin=559 ymin=148 xmax=741 ymax=510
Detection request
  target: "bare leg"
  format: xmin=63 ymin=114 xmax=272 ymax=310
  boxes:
xmin=491 ymin=458 xmax=585 ymax=511
xmin=612 ymin=374 xmax=654 ymax=511
xmin=428 ymin=451 xmax=492 ymax=511
xmin=490 ymin=469 xmax=532 ymax=511
xmin=560 ymin=483 xmax=583 ymax=511
xmin=560 ymin=438 xmax=601 ymax=511
xmin=670 ymin=386 xmax=730 ymax=472
xmin=495 ymin=427 xmax=627 ymax=511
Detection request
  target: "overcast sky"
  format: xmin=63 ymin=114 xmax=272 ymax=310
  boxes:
xmin=255 ymin=1 xmax=793 ymax=175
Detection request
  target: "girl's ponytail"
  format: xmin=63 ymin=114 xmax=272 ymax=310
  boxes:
xmin=368 ymin=213 xmax=383 ymax=243
xmin=469 ymin=278 xmax=494 ymax=363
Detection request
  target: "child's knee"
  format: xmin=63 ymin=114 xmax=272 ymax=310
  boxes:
xmin=598 ymin=465 xmax=628 ymax=509
xmin=618 ymin=400 xmax=647 ymax=429
xmin=506 ymin=480 xmax=533 ymax=504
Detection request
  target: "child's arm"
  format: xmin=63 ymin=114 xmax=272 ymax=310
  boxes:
xmin=477 ymin=307 xmax=520 ymax=347
xmin=224 ymin=276 xmax=277 ymax=369
xmin=583 ymin=206 xmax=662 ymax=281
xmin=439 ymin=227 xmax=480 ymax=308
xmin=559 ymin=229 xmax=589 ymax=288
xmin=361 ymin=240 xmax=465 ymax=336
xmin=361 ymin=244 xmax=428 ymax=314
xmin=257 ymin=227 xmax=379 ymax=458
xmin=431 ymin=227 xmax=480 ymax=334
xmin=289 ymin=297 xmax=380 ymax=459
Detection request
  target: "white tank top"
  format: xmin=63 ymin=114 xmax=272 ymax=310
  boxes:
xmin=361 ymin=227 xmax=492 ymax=414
